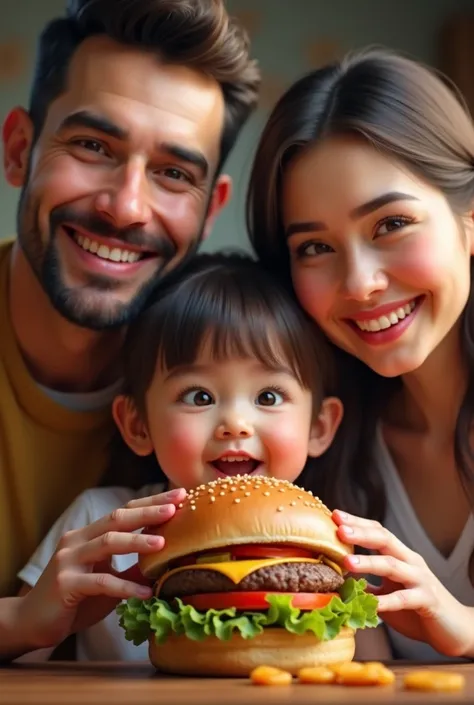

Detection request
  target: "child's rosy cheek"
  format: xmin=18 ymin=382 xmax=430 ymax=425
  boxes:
xmin=164 ymin=422 xmax=204 ymax=457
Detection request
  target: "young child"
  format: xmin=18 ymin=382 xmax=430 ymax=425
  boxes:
xmin=16 ymin=252 xmax=344 ymax=661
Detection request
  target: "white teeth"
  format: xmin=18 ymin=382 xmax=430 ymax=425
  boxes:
xmin=354 ymin=300 xmax=416 ymax=332
xmin=219 ymin=456 xmax=251 ymax=463
xmin=73 ymin=233 xmax=141 ymax=263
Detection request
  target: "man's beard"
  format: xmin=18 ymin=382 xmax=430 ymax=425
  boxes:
xmin=16 ymin=189 xmax=206 ymax=330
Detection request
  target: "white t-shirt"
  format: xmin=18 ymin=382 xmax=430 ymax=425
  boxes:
xmin=18 ymin=483 xmax=166 ymax=662
xmin=376 ymin=428 xmax=474 ymax=662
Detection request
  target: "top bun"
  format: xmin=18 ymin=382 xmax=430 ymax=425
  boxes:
xmin=140 ymin=476 xmax=352 ymax=578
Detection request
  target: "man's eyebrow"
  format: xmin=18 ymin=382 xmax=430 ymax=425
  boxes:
xmin=58 ymin=110 xmax=128 ymax=140
xmin=285 ymin=192 xmax=420 ymax=238
xmin=160 ymin=142 xmax=209 ymax=178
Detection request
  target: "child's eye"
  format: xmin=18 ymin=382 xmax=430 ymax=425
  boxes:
xmin=256 ymin=389 xmax=285 ymax=407
xmin=180 ymin=388 xmax=214 ymax=406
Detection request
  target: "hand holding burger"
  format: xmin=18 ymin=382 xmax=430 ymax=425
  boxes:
xmin=117 ymin=476 xmax=378 ymax=676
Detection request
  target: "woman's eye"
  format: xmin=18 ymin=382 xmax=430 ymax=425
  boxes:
xmin=296 ymin=241 xmax=334 ymax=258
xmin=256 ymin=390 xmax=284 ymax=407
xmin=376 ymin=216 xmax=413 ymax=236
xmin=181 ymin=389 xmax=213 ymax=406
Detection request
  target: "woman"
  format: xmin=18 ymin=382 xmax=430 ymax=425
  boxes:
xmin=247 ymin=47 xmax=474 ymax=661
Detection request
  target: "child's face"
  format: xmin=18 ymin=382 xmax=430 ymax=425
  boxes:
xmin=114 ymin=346 xmax=343 ymax=490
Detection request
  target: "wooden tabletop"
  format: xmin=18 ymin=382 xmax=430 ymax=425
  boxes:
xmin=2 ymin=661 xmax=474 ymax=705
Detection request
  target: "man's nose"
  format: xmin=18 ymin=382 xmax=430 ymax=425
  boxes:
xmin=94 ymin=161 xmax=152 ymax=229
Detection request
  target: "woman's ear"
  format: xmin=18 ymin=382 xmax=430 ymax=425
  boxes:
xmin=112 ymin=394 xmax=153 ymax=456
xmin=307 ymin=396 xmax=344 ymax=458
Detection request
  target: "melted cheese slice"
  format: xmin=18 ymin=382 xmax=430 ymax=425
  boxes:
xmin=155 ymin=555 xmax=342 ymax=598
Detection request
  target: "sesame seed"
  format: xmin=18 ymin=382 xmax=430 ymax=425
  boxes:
xmin=290 ymin=501 xmax=296 ymax=506
xmin=263 ymin=491 xmax=270 ymax=497
xmin=209 ymin=496 xmax=216 ymax=503
xmin=208 ymin=488 xmax=214 ymax=494
xmin=190 ymin=505 xmax=196 ymax=510
xmin=230 ymin=487 xmax=237 ymax=492
xmin=279 ymin=488 xmax=285 ymax=493
xmin=244 ymin=492 xmax=251 ymax=497
xmin=233 ymin=498 xmax=241 ymax=504
xmin=277 ymin=506 xmax=284 ymax=512
xmin=219 ymin=491 xmax=225 ymax=496
xmin=178 ymin=503 xmax=183 ymax=509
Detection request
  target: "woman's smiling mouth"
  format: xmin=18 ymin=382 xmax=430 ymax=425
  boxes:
xmin=346 ymin=296 xmax=424 ymax=346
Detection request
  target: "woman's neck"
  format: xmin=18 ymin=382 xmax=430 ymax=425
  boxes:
xmin=389 ymin=324 xmax=467 ymax=440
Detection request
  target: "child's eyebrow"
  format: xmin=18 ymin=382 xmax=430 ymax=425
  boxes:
xmin=163 ymin=361 xmax=297 ymax=382
xmin=164 ymin=364 xmax=212 ymax=381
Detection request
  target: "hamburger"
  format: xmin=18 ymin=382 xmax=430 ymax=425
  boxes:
xmin=117 ymin=476 xmax=378 ymax=676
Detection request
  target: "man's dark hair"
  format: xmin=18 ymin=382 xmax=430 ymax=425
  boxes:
xmin=28 ymin=0 xmax=261 ymax=170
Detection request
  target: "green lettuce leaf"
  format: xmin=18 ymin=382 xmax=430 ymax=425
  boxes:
xmin=116 ymin=577 xmax=379 ymax=646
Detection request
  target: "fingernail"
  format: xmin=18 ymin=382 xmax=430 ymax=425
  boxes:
xmin=342 ymin=525 xmax=354 ymax=535
xmin=338 ymin=511 xmax=348 ymax=520
xmin=136 ymin=585 xmax=152 ymax=597
xmin=167 ymin=488 xmax=185 ymax=498
xmin=349 ymin=555 xmax=360 ymax=564
xmin=158 ymin=504 xmax=173 ymax=514
xmin=147 ymin=535 xmax=163 ymax=546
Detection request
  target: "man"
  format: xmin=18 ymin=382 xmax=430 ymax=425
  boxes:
xmin=0 ymin=0 xmax=260 ymax=598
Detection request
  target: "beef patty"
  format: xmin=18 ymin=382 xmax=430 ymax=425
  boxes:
xmin=159 ymin=562 xmax=344 ymax=599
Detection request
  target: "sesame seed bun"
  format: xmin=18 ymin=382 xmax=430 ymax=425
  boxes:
xmin=140 ymin=475 xmax=352 ymax=578
xmin=148 ymin=626 xmax=355 ymax=677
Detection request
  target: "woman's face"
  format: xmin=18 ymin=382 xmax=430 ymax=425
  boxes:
xmin=282 ymin=135 xmax=474 ymax=377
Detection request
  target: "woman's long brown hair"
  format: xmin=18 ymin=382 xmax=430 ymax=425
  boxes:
xmin=247 ymin=47 xmax=474 ymax=520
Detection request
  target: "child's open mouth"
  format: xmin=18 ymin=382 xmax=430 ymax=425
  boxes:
xmin=210 ymin=455 xmax=262 ymax=477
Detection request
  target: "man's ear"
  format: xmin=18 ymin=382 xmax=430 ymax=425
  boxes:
xmin=202 ymin=174 xmax=232 ymax=240
xmin=307 ymin=396 xmax=344 ymax=458
xmin=3 ymin=107 xmax=34 ymax=187
xmin=112 ymin=395 xmax=153 ymax=456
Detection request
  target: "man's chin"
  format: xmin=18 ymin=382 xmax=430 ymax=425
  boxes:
xmin=44 ymin=285 xmax=151 ymax=330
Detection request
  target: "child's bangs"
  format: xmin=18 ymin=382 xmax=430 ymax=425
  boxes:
xmin=157 ymin=276 xmax=307 ymax=385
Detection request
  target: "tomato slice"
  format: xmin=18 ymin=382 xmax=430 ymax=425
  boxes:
xmin=229 ymin=545 xmax=315 ymax=560
xmin=170 ymin=544 xmax=316 ymax=569
xmin=180 ymin=591 xmax=338 ymax=611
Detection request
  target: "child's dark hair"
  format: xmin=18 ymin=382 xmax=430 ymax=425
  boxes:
xmin=104 ymin=251 xmax=339 ymax=489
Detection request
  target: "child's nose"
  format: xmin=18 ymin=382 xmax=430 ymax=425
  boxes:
xmin=214 ymin=414 xmax=254 ymax=439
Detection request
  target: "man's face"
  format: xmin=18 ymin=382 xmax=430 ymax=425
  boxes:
xmin=4 ymin=36 xmax=229 ymax=329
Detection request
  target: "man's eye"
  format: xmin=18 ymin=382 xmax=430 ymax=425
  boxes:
xmin=73 ymin=139 xmax=107 ymax=155
xmin=162 ymin=168 xmax=191 ymax=182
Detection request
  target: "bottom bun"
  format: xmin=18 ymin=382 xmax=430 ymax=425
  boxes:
xmin=149 ymin=627 xmax=355 ymax=677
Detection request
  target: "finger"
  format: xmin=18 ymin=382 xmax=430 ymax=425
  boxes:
xmin=61 ymin=570 xmax=153 ymax=600
xmin=77 ymin=503 xmax=177 ymax=544
xmin=375 ymin=587 xmax=426 ymax=613
xmin=336 ymin=522 xmax=419 ymax=564
xmin=343 ymin=553 xmax=418 ymax=587
xmin=126 ymin=487 xmax=186 ymax=509
xmin=332 ymin=509 xmax=376 ymax=527
xmin=72 ymin=530 xmax=166 ymax=566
